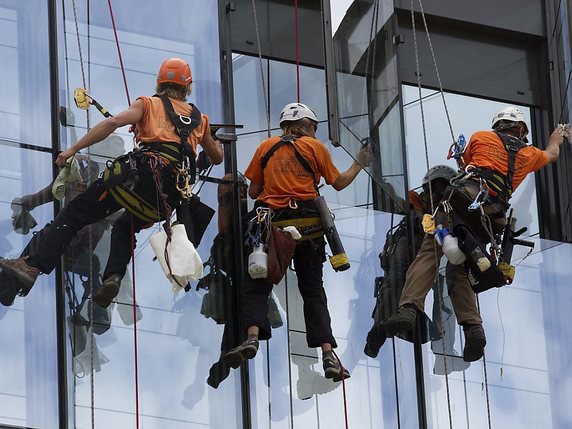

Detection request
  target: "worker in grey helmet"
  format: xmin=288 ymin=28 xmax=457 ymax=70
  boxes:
xmin=365 ymin=165 xmax=459 ymax=357
xmin=381 ymin=164 xmax=489 ymax=362
xmin=383 ymin=106 xmax=567 ymax=362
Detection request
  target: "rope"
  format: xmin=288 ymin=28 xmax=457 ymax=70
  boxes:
xmin=477 ymin=297 xmax=493 ymax=429
xmin=332 ymin=350 xmax=350 ymax=429
xmin=85 ymin=3 xmax=96 ymax=428
xmin=70 ymin=0 xmax=87 ymax=90
xmin=130 ymin=216 xmax=140 ymax=429
xmin=69 ymin=1 xmax=96 ymax=427
xmin=294 ymin=0 xmax=300 ymax=102
xmin=391 ymin=337 xmax=402 ymax=428
xmin=416 ymin=0 xmax=456 ymax=145
xmin=410 ymin=1 xmax=454 ymax=427
xmin=105 ymin=2 xmax=138 ymax=426
xmin=106 ymin=0 xmax=131 ymax=105
xmin=283 ymin=275 xmax=295 ymax=429
xmin=251 ymin=0 xmax=271 ymax=137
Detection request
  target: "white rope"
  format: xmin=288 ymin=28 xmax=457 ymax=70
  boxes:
xmin=416 ymin=0 xmax=456 ymax=145
xmin=70 ymin=0 xmax=95 ymax=427
xmin=251 ymin=0 xmax=271 ymax=138
xmin=410 ymin=1 xmax=454 ymax=427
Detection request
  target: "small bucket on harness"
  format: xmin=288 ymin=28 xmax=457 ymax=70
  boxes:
xmin=454 ymin=224 xmax=506 ymax=293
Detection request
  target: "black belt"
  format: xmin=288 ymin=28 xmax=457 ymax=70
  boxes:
xmin=139 ymin=141 xmax=182 ymax=164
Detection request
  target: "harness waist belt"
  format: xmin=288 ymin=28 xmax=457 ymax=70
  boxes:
xmin=272 ymin=217 xmax=323 ymax=241
xmin=139 ymin=142 xmax=182 ymax=164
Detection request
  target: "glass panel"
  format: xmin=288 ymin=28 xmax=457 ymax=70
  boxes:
xmin=56 ymin=0 xmax=237 ymax=427
xmin=330 ymin=0 xmax=405 ymax=208
xmin=0 ymin=2 xmax=52 ymax=148
xmin=0 ymin=145 xmax=59 ymax=428
xmin=420 ymin=238 xmax=572 ymax=428
xmin=245 ymin=208 xmax=416 ymax=428
xmin=0 ymin=0 xmax=60 ymax=427
xmin=232 ymin=54 xmax=374 ymax=208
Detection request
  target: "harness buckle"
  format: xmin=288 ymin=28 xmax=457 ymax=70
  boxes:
xmin=468 ymin=180 xmax=489 ymax=211
xmin=179 ymin=115 xmax=192 ymax=125
xmin=289 ymin=200 xmax=298 ymax=209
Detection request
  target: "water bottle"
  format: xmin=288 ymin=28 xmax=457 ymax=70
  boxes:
xmin=248 ymin=244 xmax=268 ymax=279
xmin=435 ymin=226 xmax=466 ymax=265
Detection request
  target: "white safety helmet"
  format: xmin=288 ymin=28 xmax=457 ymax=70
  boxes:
xmin=279 ymin=103 xmax=318 ymax=127
xmin=491 ymin=106 xmax=529 ymax=136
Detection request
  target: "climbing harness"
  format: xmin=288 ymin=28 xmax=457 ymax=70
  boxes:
xmin=260 ymin=136 xmax=350 ymax=271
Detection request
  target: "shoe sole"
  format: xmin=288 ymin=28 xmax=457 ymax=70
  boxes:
xmin=381 ymin=319 xmax=415 ymax=337
xmin=325 ymin=368 xmax=351 ymax=382
xmin=0 ymin=258 xmax=35 ymax=290
xmin=223 ymin=345 xmax=258 ymax=369
xmin=92 ymin=284 xmax=120 ymax=308
xmin=463 ymin=337 xmax=487 ymax=362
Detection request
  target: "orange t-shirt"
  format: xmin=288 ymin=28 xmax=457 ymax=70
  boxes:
xmin=245 ymin=135 xmax=341 ymax=208
xmin=465 ymin=130 xmax=549 ymax=191
xmin=135 ymin=96 xmax=210 ymax=155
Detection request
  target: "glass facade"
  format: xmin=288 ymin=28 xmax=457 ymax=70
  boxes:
xmin=0 ymin=1 xmax=571 ymax=429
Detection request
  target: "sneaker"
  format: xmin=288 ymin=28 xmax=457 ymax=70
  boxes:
xmin=223 ymin=338 xmax=259 ymax=369
xmin=463 ymin=324 xmax=487 ymax=362
xmin=92 ymin=274 xmax=122 ymax=308
xmin=381 ymin=306 xmax=417 ymax=337
xmin=0 ymin=257 xmax=40 ymax=292
xmin=323 ymin=354 xmax=351 ymax=382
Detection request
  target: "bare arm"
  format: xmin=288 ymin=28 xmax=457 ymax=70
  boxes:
xmin=249 ymin=182 xmax=263 ymax=199
xmin=199 ymin=132 xmax=224 ymax=165
xmin=332 ymin=146 xmax=372 ymax=191
xmin=543 ymin=127 xmax=566 ymax=163
xmin=55 ymin=100 xmax=144 ymax=167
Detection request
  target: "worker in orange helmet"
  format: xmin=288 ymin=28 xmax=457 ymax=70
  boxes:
xmin=0 ymin=58 xmax=223 ymax=307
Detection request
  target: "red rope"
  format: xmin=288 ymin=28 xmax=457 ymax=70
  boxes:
xmin=332 ymin=350 xmax=350 ymax=429
xmin=107 ymin=0 xmax=131 ymax=105
xmin=294 ymin=0 xmax=300 ymax=102
xmin=130 ymin=216 xmax=140 ymax=429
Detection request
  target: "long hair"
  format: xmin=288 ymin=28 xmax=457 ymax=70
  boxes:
xmin=155 ymin=82 xmax=192 ymax=101
xmin=281 ymin=117 xmax=316 ymax=138
xmin=493 ymin=120 xmax=526 ymax=139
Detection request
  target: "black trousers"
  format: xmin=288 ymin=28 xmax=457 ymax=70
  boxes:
xmin=241 ymin=206 xmax=337 ymax=348
xmin=29 ymin=157 xmax=178 ymax=280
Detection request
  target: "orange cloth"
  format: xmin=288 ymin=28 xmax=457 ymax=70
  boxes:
xmin=464 ymin=131 xmax=549 ymax=191
xmin=408 ymin=190 xmax=425 ymax=214
xmin=245 ymin=135 xmax=341 ymax=209
xmin=135 ymin=96 xmax=210 ymax=154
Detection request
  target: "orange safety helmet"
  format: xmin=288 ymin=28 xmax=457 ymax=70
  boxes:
xmin=156 ymin=58 xmax=192 ymax=86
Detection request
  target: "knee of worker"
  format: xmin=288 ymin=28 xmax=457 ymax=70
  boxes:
xmin=445 ymin=262 xmax=470 ymax=290
xmin=110 ymin=214 xmax=139 ymax=244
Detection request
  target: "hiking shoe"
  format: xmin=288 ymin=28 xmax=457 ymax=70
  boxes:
xmin=463 ymin=324 xmax=487 ymax=362
xmin=92 ymin=274 xmax=122 ymax=308
xmin=381 ymin=306 xmax=417 ymax=337
xmin=223 ymin=338 xmax=259 ymax=369
xmin=0 ymin=257 xmax=40 ymax=292
xmin=364 ymin=325 xmax=387 ymax=358
xmin=323 ymin=354 xmax=351 ymax=382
